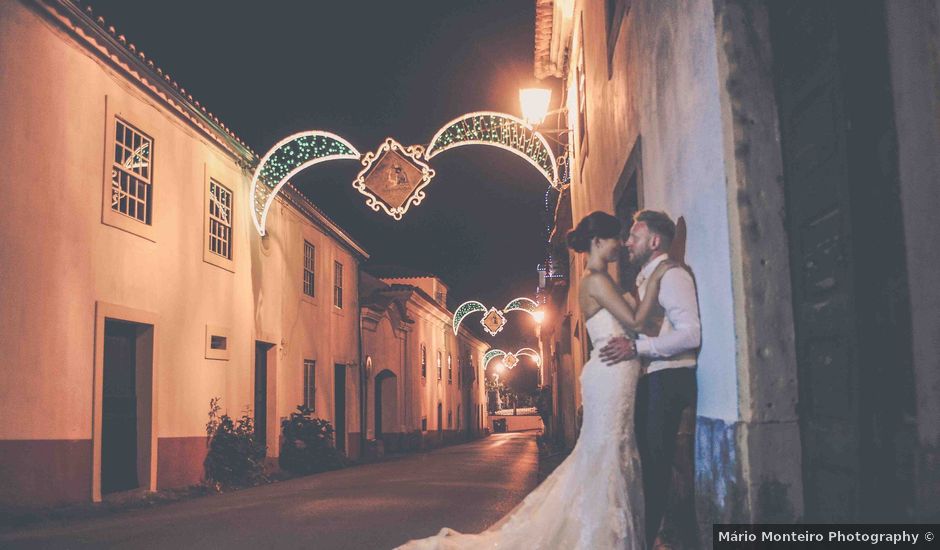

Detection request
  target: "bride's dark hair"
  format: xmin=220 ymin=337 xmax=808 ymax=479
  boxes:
xmin=566 ymin=211 xmax=621 ymax=253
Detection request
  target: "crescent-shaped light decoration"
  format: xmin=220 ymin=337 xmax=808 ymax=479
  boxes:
xmin=483 ymin=349 xmax=507 ymax=370
xmin=250 ymin=131 xmax=361 ymax=236
xmin=453 ymin=300 xmax=487 ymax=335
xmin=504 ymin=297 xmax=539 ymax=315
xmin=424 ymin=112 xmax=561 ymax=190
xmin=515 ymin=347 xmax=542 ymax=366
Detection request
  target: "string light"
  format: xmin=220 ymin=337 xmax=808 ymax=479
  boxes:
xmin=250 ymin=131 xmax=360 ymax=236
xmin=453 ymin=301 xmax=487 ymax=335
xmin=452 ymin=296 xmax=542 ymax=336
xmin=425 ymin=112 xmax=561 ymax=190
xmin=483 ymin=348 xmax=542 ymax=370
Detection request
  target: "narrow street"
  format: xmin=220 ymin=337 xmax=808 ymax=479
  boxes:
xmin=0 ymin=433 xmax=538 ymax=550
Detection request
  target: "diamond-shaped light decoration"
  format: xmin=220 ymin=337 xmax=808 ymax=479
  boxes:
xmin=502 ymin=353 xmax=519 ymax=369
xmin=481 ymin=307 xmax=507 ymax=336
xmin=352 ymin=138 xmax=435 ymax=220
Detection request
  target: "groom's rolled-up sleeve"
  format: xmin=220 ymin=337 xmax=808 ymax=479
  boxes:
xmin=635 ymin=269 xmax=701 ymax=358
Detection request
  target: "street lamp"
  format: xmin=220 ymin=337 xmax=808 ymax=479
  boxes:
xmin=519 ymin=87 xmax=553 ymax=125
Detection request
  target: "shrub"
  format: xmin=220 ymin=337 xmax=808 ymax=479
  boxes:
xmin=204 ymin=397 xmax=266 ymax=486
xmin=279 ymin=405 xmax=346 ymax=475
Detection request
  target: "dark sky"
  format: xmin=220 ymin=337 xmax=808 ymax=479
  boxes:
xmin=89 ymin=0 xmax=554 ymax=384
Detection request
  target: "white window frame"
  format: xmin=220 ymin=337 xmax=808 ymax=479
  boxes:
xmin=101 ymin=96 xmax=157 ymax=242
xmin=333 ymin=261 xmax=344 ymax=309
xmin=303 ymin=241 xmax=316 ymax=298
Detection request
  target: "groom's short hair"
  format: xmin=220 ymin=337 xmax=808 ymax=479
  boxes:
xmin=633 ymin=210 xmax=676 ymax=249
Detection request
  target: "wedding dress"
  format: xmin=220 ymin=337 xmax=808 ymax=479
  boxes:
xmin=397 ymin=308 xmax=645 ymax=549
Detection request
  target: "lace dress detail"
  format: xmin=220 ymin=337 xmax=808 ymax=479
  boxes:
xmin=397 ymin=309 xmax=645 ymax=549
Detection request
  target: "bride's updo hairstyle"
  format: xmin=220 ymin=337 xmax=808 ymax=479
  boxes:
xmin=566 ymin=211 xmax=621 ymax=253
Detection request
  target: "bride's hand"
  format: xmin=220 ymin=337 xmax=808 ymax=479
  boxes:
xmin=650 ymin=259 xmax=679 ymax=283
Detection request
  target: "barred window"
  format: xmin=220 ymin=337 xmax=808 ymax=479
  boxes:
xmin=421 ymin=344 xmax=427 ymax=378
xmin=437 ymin=351 xmax=442 ymax=381
xmin=208 ymin=179 xmax=232 ymax=259
xmin=447 ymin=353 xmax=453 ymax=384
xmin=111 ymin=118 xmax=153 ymax=224
xmin=333 ymin=261 xmax=343 ymax=308
xmin=303 ymin=241 xmax=315 ymax=297
xmin=303 ymin=359 xmax=316 ymax=411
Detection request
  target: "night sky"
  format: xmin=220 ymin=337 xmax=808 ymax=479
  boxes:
xmin=89 ymin=1 xmax=552 ymax=389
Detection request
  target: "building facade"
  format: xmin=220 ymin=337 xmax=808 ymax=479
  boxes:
xmin=361 ymin=273 xmax=489 ymax=452
xmin=0 ymin=0 xmax=368 ymax=506
xmin=534 ymin=0 xmax=940 ymax=534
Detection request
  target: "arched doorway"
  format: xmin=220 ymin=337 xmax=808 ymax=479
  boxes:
xmin=374 ymin=369 xmax=398 ymax=439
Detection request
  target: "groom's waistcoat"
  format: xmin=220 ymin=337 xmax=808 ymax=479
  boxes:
xmin=635 ymin=255 xmax=701 ymax=374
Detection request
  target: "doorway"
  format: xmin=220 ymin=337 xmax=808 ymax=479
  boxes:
xmin=769 ymin=0 xmax=915 ymax=521
xmin=374 ymin=369 xmax=398 ymax=438
xmin=334 ymin=364 xmax=346 ymax=454
xmin=101 ymin=320 xmax=139 ymax=494
xmin=254 ymin=342 xmax=274 ymax=453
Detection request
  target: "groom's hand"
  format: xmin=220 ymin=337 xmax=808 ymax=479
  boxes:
xmin=600 ymin=336 xmax=637 ymax=364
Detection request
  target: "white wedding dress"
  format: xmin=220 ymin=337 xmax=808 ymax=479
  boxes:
xmin=397 ymin=308 xmax=645 ymax=549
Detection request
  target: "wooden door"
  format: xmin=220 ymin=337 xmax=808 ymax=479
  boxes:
xmin=102 ymin=320 xmax=138 ymax=494
xmin=770 ymin=0 xmax=915 ymax=521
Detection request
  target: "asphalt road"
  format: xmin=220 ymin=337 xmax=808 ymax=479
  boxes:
xmin=0 ymin=433 xmax=539 ymax=550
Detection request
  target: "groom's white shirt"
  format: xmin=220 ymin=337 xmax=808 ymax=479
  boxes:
xmin=635 ymin=254 xmax=701 ymax=373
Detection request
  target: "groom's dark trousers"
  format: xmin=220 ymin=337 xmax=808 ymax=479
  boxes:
xmin=635 ymin=366 xmax=698 ymax=549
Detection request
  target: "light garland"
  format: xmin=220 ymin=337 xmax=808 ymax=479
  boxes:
xmin=483 ymin=348 xmax=542 ymax=370
xmin=352 ymin=138 xmax=435 ymax=220
xmin=483 ymin=349 xmax=506 ymax=369
xmin=425 ymin=112 xmax=561 ymax=190
xmin=452 ymin=296 xmax=543 ymax=336
xmin=250 ymin=113 xmax=562 ymax=235
xmin=250 ymin=131 xmax=360 ymax=236
xmin=504 ymin=297 xmax=538 ymax=315
xmin=453 ymin=301 xmax=487 ymax=335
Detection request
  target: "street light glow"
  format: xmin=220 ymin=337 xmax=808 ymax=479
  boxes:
xmin=519 ymin=88 xmax=552 ymax=125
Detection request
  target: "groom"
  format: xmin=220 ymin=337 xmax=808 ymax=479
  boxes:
xmin=600 ymin=210 xmax=701 ymax=550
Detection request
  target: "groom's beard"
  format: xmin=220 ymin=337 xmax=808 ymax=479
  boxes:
xmin=627 ymin=248 xmax=652 ymax=268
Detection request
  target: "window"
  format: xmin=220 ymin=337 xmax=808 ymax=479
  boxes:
xmin=447 ymin=353 xmax=453 ymax=384
xmin=421 ymin=417 xmax=428 ymax=431
xmin=437 ymin=351 xmax=442 ymax=381
xmin=421 ymin=344 xmax=427 ymax=378
xmin=111 ymin=118 xmax=153 ymax=224
xmin=303 ymin=360 xmax=316 ymax=411
xmin=457 ymin=405 xmax=461 ymax=429
xmin=333 ymin=261 xmax=343 ymax=308
xmin=605 ymin=0 xmax=630 ymax=77
xmin=457 ymin=355 xmax=462 ymax=388
xmin=207 ymin=179 xmax=232 ymax=260
xmin=303 ymin=241 xmax=315 ymax=297
xmin=204 ymin=324 xmax=230 ymax=361
xmin=576 ymin=18 xmax=589 ymax=159
xmin=447 ymin=410 xmax=453 ymax=429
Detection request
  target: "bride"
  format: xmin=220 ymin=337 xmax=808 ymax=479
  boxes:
xmin=398 ymin=211 xmax=674 ymax=550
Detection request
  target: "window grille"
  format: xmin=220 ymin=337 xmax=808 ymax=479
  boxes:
xmin=303 ymin=241 xmax=315 ymax=297
xmin=111 ymin=118 xmax=153 ymax=224
xmin=208 ymin=180 xmax=232 ymax=259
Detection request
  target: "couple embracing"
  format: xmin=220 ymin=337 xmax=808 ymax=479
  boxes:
xmin=400 ymin=210 xmax=701 ymax=550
